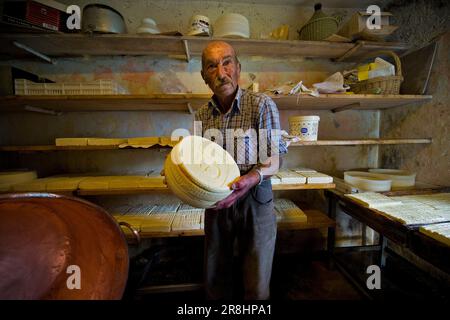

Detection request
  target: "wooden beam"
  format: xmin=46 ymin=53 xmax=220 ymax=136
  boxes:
xmin=182 ymin=39 xmax=190 ymax=62
xmin=331 ymin=102 xmax=361 ymax=113
xmin=335 ymin=41 xmax=363 ymax=62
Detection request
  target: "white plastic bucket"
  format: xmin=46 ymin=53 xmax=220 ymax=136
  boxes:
xmin=289 ymin=115 xmax=320 ymax=141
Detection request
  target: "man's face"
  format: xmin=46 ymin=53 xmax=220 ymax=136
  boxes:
xmin=201 ymin=43 xmax=241 ymax=99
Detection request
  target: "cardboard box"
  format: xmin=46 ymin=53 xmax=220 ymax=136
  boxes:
xmin=338 ymin=11 xmax=398 ymax=41
xmin=3 ymin=0 xmax=69 ymax=32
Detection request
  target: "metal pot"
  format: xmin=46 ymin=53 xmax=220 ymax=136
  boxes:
xmin=82 ymin=4 xmax=126 ymax=34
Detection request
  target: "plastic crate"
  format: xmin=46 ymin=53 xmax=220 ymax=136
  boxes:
xmin=15 ymin=79 xmax=125 ymax=95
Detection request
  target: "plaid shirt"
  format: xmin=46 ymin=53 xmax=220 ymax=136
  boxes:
xmin=195 ymin=87 xmax=288 ymax=173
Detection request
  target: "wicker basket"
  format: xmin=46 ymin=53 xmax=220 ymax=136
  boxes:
xmin=298 ymin=3 xmax=338 ymax=41
xmin=350 ymin=51 xmax=403 ymax=95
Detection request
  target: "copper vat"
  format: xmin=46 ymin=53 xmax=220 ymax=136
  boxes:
xmin=0 ymin=193 xmax=129 ymax=300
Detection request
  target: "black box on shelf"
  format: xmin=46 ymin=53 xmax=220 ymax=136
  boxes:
xmin=0 ymin=66 xmax=54 ymax=95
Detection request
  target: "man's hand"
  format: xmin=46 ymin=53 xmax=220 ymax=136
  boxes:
xmin=213 ymin=171 xmax=260 ymax=210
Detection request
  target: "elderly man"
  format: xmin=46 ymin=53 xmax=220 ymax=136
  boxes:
xmin=196 ymin=41 xmax=287 ymax=300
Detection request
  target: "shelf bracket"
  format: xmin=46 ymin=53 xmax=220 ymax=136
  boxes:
xmin=182 ymin=40 xmax=191 ymax=62
xmin=24 ymin=105 xmax=62 ymax=116
xmin=335 ymin=41 xmax=363 ymax=62
xmin=332 ymin=102 xmax=361 ymax=113
xmin=186 ymin=103 xmax=194 ymax=115
xmin=13 ymin=41 xmax=56 ymax=65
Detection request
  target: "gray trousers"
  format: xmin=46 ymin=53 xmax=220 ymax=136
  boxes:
xmin=204 ymin=179 xmax=277 ymax=300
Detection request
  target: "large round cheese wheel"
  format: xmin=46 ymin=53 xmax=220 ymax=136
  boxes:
xmin=165 ymin=156 xmax=231 ymax=208
xmin=171 ymin=135 xmax=240 ymax=193
xmin=164 ymin=135 xmax=240 ymax=208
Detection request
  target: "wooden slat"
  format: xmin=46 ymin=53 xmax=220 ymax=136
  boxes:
xmin=289 ymin=139 xmax=432 ymax=146
xmin=77 ymin=187 xmax=170 ymax=196
xmin=129 ymin=209 xmax=334 ymax=239
xmin=0 ymin=139 xmax=431 ymax=152
xmin=271 ymin=94 xmax=432 ymax=111
xmin=277 ymin=210 xmax=335 ymax=230
xmin=0 ymin=34 xmax=409 ymax=60
xmin=272 ymin=183 xmax=335 ymax=190
xmin=0 ymin=94 xmax=210 ymax=112
xmin=78 ymin=183 xmax=335 ymax=196
xmin=136 ymin=283 xmax=204 ymax=294
xmin=0 ymin=145 xmax=170 ymax=152
xmin=0 ymin=94 xmax=432 ymax=112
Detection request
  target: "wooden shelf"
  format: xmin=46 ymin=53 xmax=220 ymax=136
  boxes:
xmin=0 ymin=94 xmax=209 ymax=112
xmin=0 ymin=139 xmax=432 ymax=153
xmin=0 ymin=33 xmax=410 ymax=61
xmin=77 ymin=186 xmax=170 ymax=196
xmin=77 ymin=183 xmax=335 ymax=196
xmin=277 ymin=210 xmax=335 ymax=231
xmin=0 ymin=145 xmax=170 ymax=152
xmin=272 ymin=94 xmax=432 ymax=111
xmin=272 ymin=183 xmax=335 ymax=190
xmin=289 ymin=139 xmax=432 ymax=146
xmin=0 ymin=94 xmax=432 ymax=113
xmin=128 ymin=209 xmax=335 ymax=239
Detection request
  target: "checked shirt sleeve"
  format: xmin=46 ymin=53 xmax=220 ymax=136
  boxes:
xmin=258 ymin=97 xmax=288 ymax=163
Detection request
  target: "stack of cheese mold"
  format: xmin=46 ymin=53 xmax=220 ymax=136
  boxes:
xmin=274 ymin=198 xmax=307 ymax=222
xmin=164 ymin=135 xmax=240 ymax=208
xmin=344 ymin=171 xmax=392 ymax=192
xmin=368 ymin=168 xmax=416 ymax=189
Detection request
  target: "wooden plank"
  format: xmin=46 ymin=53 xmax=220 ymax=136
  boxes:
xmin=381 ymin=185 xmax=450 ymax=197
xmin=78 ymin=183 xmax=335 ymax=195
xmin=0 ymin=94 xmax=432 ymax=112
xmin=136 ymin=283 xmax=203 ymax=294
xmin=289 ymin=139 xmax=432 ymax=146
xmin=0 ymin=94 xmax=209 ymax=112
xmin=277 ymin=210 xmax=335 ymax=230
xmin=77 ymin=187 xmax=170 ymax=196
xmin=187 ymin=37 xmax=353 ymax=58
xmin=0 ymin=145 xmax=171 ymax=152
xmin=341 ymin=40 xmax=410 ymax=61
xmin=409 ymin=230 xmax=450 ymax=274
xmin=0 ymin=34 xmax=409 ymax=61
xmin=272 ymin=183 xmax=335 ymax=190
xmin=127 ymin=209 xmax=334 ymax=239
xmin=326 ymin=189 xmax=410 ymax=245
xmin=0 ymin=34 xmax=186 ymax=58
xmin=0 ymin=139 xmax=431 ymax=152
xmin=272 ymin=94 xmax=432 ymax=111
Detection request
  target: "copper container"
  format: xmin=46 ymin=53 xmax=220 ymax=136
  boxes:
xmin=0 ymin=193 xmax=129 ymax=300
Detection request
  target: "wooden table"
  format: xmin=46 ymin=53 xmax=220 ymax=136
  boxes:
xmin=325 ymin=187 xmax=450 ymax=275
